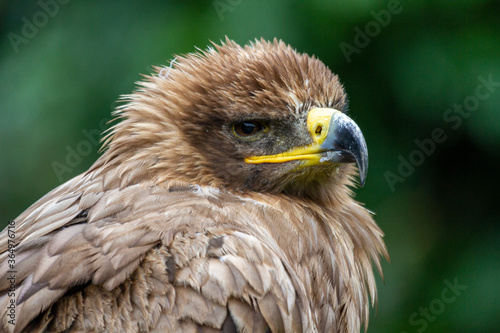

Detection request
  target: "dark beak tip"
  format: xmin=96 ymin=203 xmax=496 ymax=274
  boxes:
xmin=356 ymin=161 xmax=367 ymax=188
xmin=359 ymin=172 xmax=366 ymax=187
xmin=343 ymin=151 xmax=368 ymax=187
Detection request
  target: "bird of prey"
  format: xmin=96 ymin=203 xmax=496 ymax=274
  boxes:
xmin=0 ymin=39 xmax=387 ymax=333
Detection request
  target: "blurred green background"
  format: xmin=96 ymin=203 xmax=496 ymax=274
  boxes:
xmin=1 ymin=1 xmax=499 ymax=332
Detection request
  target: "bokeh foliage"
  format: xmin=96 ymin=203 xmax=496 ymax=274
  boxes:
xmin=1 ymin=1 xmax=499 ymax=332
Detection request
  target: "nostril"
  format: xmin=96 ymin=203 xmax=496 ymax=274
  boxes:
xmin=315 ymin=125 xmax=322 ymax=136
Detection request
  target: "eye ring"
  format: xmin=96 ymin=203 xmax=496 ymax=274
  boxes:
xmin=233 ymin=121 xmax=266 ymax=138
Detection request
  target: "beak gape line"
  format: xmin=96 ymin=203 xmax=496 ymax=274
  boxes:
xmin=245 ymin=108 xmax=369 ymax=186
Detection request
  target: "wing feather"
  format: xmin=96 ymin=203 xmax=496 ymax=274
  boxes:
xmin=0 ymin=176 xmax=315 ymax=332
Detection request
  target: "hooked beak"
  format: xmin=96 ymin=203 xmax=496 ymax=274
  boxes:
xmin=244 ymin=108 xmax=369 ymax=186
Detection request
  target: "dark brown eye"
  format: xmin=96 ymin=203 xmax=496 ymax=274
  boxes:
xmin=233 ymin=121 xmax=265 ymax=137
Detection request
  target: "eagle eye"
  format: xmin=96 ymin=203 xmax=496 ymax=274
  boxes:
xmin=233 ymin=121 xmax=265 ymax=138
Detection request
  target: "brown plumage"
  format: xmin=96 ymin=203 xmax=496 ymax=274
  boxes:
xmin=0 ymin=38 xmax=387 ymax=332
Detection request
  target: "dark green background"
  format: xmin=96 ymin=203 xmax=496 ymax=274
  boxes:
xmin=1 ymin=1 xmax=499 ymax=332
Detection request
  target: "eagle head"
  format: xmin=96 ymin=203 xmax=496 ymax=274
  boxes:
xmin=102 ymin=38 xmax=368 ymax=199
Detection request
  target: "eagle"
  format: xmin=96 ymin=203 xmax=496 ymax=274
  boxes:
xmin=0 ymin=39 xmax=387 ymax=333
